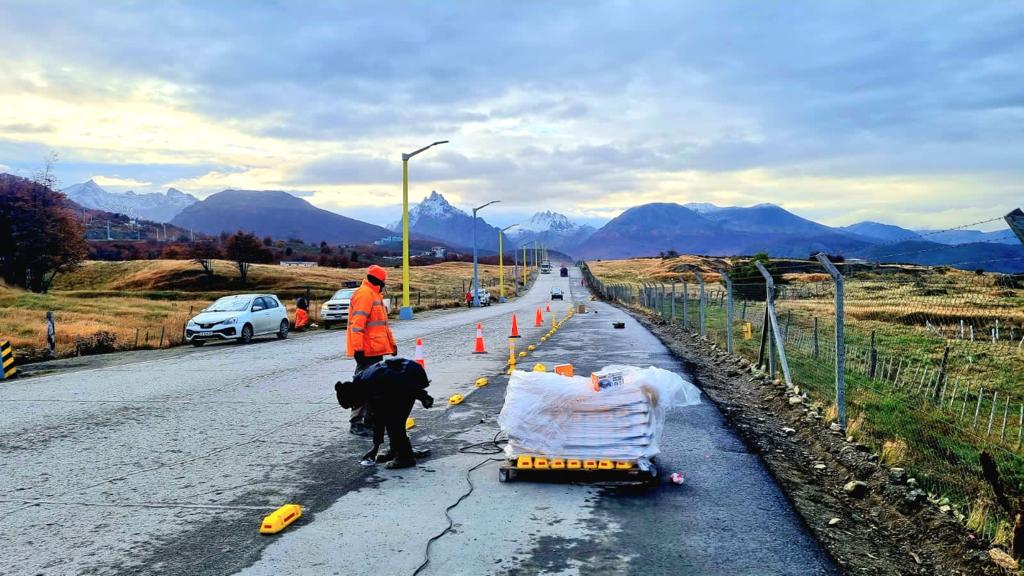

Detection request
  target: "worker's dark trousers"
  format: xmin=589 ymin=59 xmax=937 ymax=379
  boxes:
xmin=350 ymin=355 xmax=383 ymax=427
xmin=373 ymin=395 xmax=415 ymax=460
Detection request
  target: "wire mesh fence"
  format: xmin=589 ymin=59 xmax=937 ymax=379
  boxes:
xmin=582 ymin=259 xmax=1024 ymax=544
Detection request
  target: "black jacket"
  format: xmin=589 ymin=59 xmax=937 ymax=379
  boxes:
xmin=335 ymin=358 xmax=433 ymax=409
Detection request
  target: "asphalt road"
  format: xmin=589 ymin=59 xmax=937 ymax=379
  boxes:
xmin=0 ymin=269 xmax=835 ymax=575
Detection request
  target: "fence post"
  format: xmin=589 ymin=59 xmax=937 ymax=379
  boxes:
xmin=813 ymin=317 xmax=820 ymax=359
xmin=868 ymin=331 xmax=877 ymax=379
xmin=682 ymin=278 xmax=689 ymax=329
xmin=660 ymin=283 xmax=667 ymax=320
xmin=46 ymin=311 xmax=56 ymax=357
xmin=720 ymin=268 xmax=733 ymax=354
xmin=670 ymin=282 xmax=676 ymax=324
xmin=936 ymin=346 xmax=950 ymax=400
xmin=815 ymin=253 xmax=846 ymax=429
xmin=693 ymin=270 xmax=706 ymax=338
xmin=754 ymin=261 xmax=793 ymax=388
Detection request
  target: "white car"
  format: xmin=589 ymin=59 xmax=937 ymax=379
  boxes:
xmin=472 ymin=288 xmax=491 ymax=306
xmin=321 ymin=288 xmax=392 ymax=328
xmin=186 ymin=294 xmax=289 ymax=346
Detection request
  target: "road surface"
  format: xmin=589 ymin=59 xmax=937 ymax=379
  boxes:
xmin=0 ymin=269 xmax=835 ymax=575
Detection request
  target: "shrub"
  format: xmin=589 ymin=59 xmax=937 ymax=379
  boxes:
xmin=73 ymin=331 xmax=118 ymax=356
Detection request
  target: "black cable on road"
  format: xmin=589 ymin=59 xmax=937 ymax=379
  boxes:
xmin=411 ymin=456 xmax=503 ymax=576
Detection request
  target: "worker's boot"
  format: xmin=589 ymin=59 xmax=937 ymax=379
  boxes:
xmin=385 ymin=457 xmax=416 ymax=469
xmin=376 ymin=448 xmax=430 ymax=463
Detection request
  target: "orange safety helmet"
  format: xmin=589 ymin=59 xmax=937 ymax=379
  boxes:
xmin=367 ymin=264 xmax=388 ymax=283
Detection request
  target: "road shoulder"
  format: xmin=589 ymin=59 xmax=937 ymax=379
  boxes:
xmin=624 ymin=307 xmax=999 ymax=576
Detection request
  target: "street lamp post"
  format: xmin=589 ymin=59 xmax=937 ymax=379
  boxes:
xmin=498 ymin=224 xmax=518 ymax=303
xmin=472 ymin=200 xmax=500 ymax=307
xmin=399 ymin=140 xmax=448 ymax=320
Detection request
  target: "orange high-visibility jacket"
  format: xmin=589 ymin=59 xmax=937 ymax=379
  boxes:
xmin=295 ymin=308 xmax=309 ymax=329
xmin=346 ymin=279 xmax=396 ymax=357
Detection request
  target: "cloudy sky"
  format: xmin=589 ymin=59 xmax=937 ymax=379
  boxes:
xmin=1 ymin=1 xmax=1021 ymax=230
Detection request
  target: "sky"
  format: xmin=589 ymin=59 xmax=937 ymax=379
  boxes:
xmin=0 ymin=1 xmax=1022 ymax=231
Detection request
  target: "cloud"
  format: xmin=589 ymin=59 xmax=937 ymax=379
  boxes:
xmin=0 ymin=1 xmax=1021 ymax=230
xmin=91 ymin=175 xmax=152 ymax=188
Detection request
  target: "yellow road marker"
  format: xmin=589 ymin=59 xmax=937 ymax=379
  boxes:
xmin=260 ymin=504 xmax=302 ymax=535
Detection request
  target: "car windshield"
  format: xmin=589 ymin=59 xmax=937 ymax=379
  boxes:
xmin=332 ymin=289 xmax=355 ymax=300
xmin=204 ymin=295 xmax=252 ymax=312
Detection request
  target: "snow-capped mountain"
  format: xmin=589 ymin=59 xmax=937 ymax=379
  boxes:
xmin=511 ymin=211 xmax=596 ymax=255
xmin=682 ymin=202 xmax=725 ymax=214
xmin=62 ymin=180 xmax=198 ymax=222
xmin=390 ymin=191 xmax=503 ymax=250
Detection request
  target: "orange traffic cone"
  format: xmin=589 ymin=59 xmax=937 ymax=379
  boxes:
xmin=535 ymin=307 xmax=543 ymax=327
xmin=414 ymin=338 xmax=426 ymax=369
xmin=473 ymin=323 xmax=487 ymax=354
xmin=509 ymin=314 xmax=521 ymax=338
xmin=545 ymin=304 xmax=551 ymax=313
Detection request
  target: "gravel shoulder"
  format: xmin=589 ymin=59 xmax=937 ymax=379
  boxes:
xmin=625 ymin=308 xmax=1000 ymax=576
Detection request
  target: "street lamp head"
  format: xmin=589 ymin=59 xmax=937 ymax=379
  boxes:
xmin=473 ymin=200 xmax=501 ymax=213
xmin=502 ymin=224 xmax=518 ymax=232
xmin=433 ymin=140 xmax=449 ymax=146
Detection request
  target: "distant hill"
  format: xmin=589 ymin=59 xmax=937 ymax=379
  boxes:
xmin=171 ymin=189 xmax=392 ymax=245
xmin=576 ymin=202 xmax=872 ymax=259
xmin=839 ymin=221 xmax=922 ymax=243
xmin=914 ymin=228 xmax=1018 ymax=245
xmin=63 ymin=180 xmax=197 ymax=223
xmin=390 ymin=191 xmax=503 ymax=251
xmin=854 ymin=240 xmax=1024 ymax=273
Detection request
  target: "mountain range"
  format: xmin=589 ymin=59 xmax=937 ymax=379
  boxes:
xmin=56 ymin=179 xmax=1022 ymax=272
xmin=63 ymin=180 xmax=198 ymax=223
xmin=576 ymin=202 xmax=1022 ymax=273
xmin=170 ymin=189 xmax=394 ymax=246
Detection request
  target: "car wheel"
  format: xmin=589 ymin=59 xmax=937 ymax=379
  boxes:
xmin=191 ymin=340 xmax=205 ymax=347
xmin=277 ymin=319 xmax=289 ymax=339
xmin=240 ymin=324 xmax=254 ymax=344
xmin=323 ymin=321 xmax=333 ymax=329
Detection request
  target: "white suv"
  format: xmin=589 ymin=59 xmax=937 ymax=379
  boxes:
xmin=186 ymin=294 xmax=289 ymax=346
xmin=321 ymin=288 xmax=392 ymax=328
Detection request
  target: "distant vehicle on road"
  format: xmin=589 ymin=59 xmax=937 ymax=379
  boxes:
xmin=560 ymin=266 xmax=569 ymax=277
xmin=550 ymin=287 xmax=564 ymax=300
xmin=186 ymin=294 xmax=289 ymax=346
xmin=474 ymin=288 xmax=492 ymax=306
xmin=540 ymin=261 xmax=552 ymax=274
xmin=321 ymin=288 xmax=392 ymax=328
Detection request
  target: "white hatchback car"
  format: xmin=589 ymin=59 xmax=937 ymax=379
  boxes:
xmin=186 ymin=294 xmax=289 ymax=346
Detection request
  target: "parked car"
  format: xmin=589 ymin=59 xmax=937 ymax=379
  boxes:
xmin=186 ymin=294 xmax=289 ymax=346
xmin=550 ymin=288 xmax=564 ymax=300
xmin=474 ymin=288 xmax=492 ymax=306
xmin=321 ymin=287 xmax=392 ymax=328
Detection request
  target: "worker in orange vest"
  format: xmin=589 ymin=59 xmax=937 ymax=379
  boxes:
xmin=294 ymin=295 xmax=310 ymax=331
xmin=346 ymin=264 xmax=398 ymax=436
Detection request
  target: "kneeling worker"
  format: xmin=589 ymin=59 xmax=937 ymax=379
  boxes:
xmin=294 ymin=296 xmax=310 ymax=331
xmin=346 ymin=264 xmax=397 ymax=436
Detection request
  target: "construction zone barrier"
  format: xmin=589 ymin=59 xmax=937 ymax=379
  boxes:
xmin=532 ymin=363 xmax=547 ymax=372
xmin=414 ymin=338 xmax=426 ymax=369
xmin=449 ymin=394 xmax=464 ymax=405
xmin=509 ymin=314 xmax=521 ymax=338
xmin=472 ymin=323 xmax=487 ymax=354
xmin=475 ymin=377 xmax=489 ymax=388
xmin=260 ymin=504 xmax=302 ymax=535
xmin=534 ymin=308 xmax=543 ymax=327
xmin=1 ymin=341 xmax=16 ymax=380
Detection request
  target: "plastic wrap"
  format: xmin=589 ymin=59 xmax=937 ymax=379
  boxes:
xmin=497 ymin=365 xmax=700 ymax=464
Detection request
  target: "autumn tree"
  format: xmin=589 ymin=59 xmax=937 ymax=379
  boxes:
xmin=224 ymin=231 xmax=272 ymax=283
xmin=189 ymin=239 xmax=222 ymax=275
xmin=0 ymin=173 xmax=88 ymax=292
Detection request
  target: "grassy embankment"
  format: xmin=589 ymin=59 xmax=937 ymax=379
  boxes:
xmin=588 ymin=255 xmax=1024 ymax=540
xmin=0 ymin=259 xmax=522 ymax=361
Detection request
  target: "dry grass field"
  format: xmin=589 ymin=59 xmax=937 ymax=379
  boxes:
xmin=1 ymin=259 xmax=522 ymax=361
xmin=587 ymin=255 xmax=1024 ymax=538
